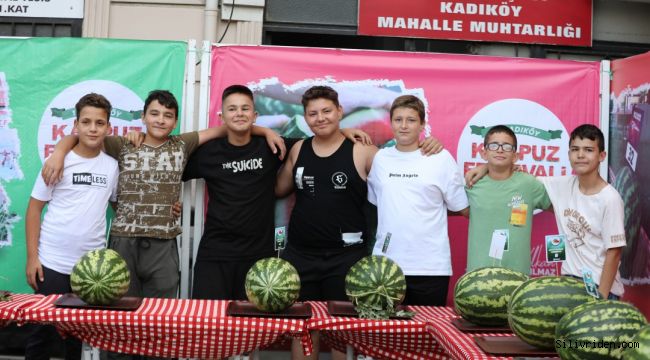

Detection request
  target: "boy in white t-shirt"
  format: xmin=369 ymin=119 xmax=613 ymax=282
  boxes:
xmin=539 ymin=124 xmax=625 ymax=299
xmin=367 ymin=95 xmax=469 ymax=306
xmin=24 ymin=93 xmax=119 ymax=360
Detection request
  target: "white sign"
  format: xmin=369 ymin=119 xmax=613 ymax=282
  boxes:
xmin=0 ymin=0 xmax=84 ymax=19
xmin=38 ymin=80 xmax=144 ymax=162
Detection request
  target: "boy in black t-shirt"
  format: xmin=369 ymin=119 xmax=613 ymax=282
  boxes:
xmin=183 ymin=85 xmax=366 ymax=300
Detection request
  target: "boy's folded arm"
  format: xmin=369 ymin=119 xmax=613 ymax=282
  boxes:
xmin=197 ymin=125 xmax=227 ymax=145
xmin=464 ymin=164 xmax=487 ymax=188
xmin=42 ymin=135 xmax=78 ymax=186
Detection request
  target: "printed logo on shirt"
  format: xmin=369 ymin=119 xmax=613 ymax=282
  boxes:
xmin=72 ymin=172 xmax=108 ymax=187
xmin=564 ymin=208 xmax=591 ymax=248
xmin=221 ymin=158 xmax=263 ymax=173
xmin=332 ymin=172 xmax=348 ymax=189
xmin=611 ymin=234 xmax=625 ymax=244
xmin=508 ymin=193 xmax=524 ymax=208
xmin=123 ymin=150 xmax=185 ymax=172
xmin=389 ymin=173 xmax=419 ymax=179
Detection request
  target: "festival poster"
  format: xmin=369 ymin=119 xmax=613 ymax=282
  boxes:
xmin=0 ymin=37 xmax=186 ymax=293
xmin=609 ymin=51 xmax=650 ymax=315
xmin=210 ymin=45 xmax=600 ymax=304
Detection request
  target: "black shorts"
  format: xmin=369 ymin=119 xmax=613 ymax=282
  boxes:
xmin=403 ymin=275 xmax=450 ymax=306
xmin=192 ymin=258 xmax=260 ymax=300
xmin=282 ymin=245 xmax=367 ymax=301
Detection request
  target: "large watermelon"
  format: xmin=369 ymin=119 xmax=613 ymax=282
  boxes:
xmin=624 ymin=325 xmax=650 ymax=360
xmin=508 ymin=276 xmax=595 ymax=349
xmin=345 ymin=255 xmax=406 ymax=319
xmin=70 ymin=249 xmax=130 ymax=305
xmin=245 ymin=258 xmax=300 ymax=313
xmin=556 ymin=300 xmax=647 ymax=360
xmin=454 ymin=267 xmax=528 ymax=326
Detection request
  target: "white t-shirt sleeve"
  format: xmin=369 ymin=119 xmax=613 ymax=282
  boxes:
xmin=108 ymin=162 xmax=119 ymax=203
xmin=602 ymin=188 xmax=626 ymax=249
xmin=31 ymin=168 xmax=53 ymax=202
xmin=367 ymin=166 xmax=378 ymax=206
xmin=538 ymin=176 xmax=564 ymax=204
xmin=441 ymin=151 xmax=469 ymax=212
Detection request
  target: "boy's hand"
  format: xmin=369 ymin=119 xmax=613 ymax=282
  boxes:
xmin=265 ymin=131 xmax=286 ymax=161
xmin=419 ymin=136 xmax=443 ymax=156
xmin=41 ymin=153 xmax=65 ymax=186
xmin=125 ymin=131 xmax=145 ymax=147
xmin=171 ymin=201 xmax=182 ymax=219
xmin=26 ymin=257 xmax=44 ymax=291
xmin=342 ymin=128 xmax=373 ymax=145
xmin=465 ymin=164 xmax=488 ymax=188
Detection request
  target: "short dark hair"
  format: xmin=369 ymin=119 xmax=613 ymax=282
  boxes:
xmin=301 ymin=85 xmax=340 ymax=109
xmin=484 ymin=125 xmax=518 ymax=149
xmin=390 ymin=95 xmax=425 ymax=124
xmin=144 ymin=90 xmax=178 ymax=118
xmin=75 ymin=93 xmax=111 ymax=121
xmin=570 ymin=124 xmax=605 ymax=152
xmin=222 ymin=84 xmax=254 ymax=103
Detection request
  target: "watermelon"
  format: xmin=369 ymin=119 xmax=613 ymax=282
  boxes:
xmin=508 ymin=276 xmax=595 ymax=349
xmin=245 ymin=258 xmax=300 ymax=313
xmin=624 ymin=325 xmax=650 ymax=360
xmin=70 ymin=249 xmax=130 ymax=305
xmin=345 ymin=255 xmax=406 ymax=319
xmin=454 ymin=267 xmax=528 ymax=326
xmin=556 ymin=300 xmax=647 ymax=360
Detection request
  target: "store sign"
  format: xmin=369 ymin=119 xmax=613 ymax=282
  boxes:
xmin=358 ymin=0 xmax=592 ymax=47
xmin=0 ymin=0 xmax=84 ymax=19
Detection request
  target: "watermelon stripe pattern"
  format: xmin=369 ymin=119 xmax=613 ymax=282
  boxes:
xmin=70 ymin=249 xmax=130 ymax=305
xmin=345 ymin=255 xmax=406 ymax=318
xmin=508 ymin=276 xmax=595 ymax=349
xmin=557 ymin=300 xmax=647 ymax=360
xmin=454 ymin=267 xmax=528 ymax=326
xmin=245 ymin=258 xmax=300 ymax=313
xmin=624 ymin=325 xmax=650 ymax=360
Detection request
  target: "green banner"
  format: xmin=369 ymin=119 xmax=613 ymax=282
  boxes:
xmin=471 ymin=124 xmax=563 ymax=141
xmin=0 ymin=38 xmax=186 ymax=293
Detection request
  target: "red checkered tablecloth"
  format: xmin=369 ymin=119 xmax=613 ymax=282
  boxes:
xmin=305 ymin=302 xmax=458 ymax=360
xmin=20 ymin=295 xmax=310 ymax=359
xmin=425 ymin=316 xmax=514 ymax=360
xmin=0 ymin=293 xmax=44 ymax=327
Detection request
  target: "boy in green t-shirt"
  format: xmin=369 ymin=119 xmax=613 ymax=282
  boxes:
xmin=465 ymin=125 xmax=551 ymax=274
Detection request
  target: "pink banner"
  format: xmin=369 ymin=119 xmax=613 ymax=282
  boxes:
xmin=210 ymin=45 xmax=600 ymax=304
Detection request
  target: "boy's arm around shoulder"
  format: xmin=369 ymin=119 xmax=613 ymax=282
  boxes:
xmin=353 ymin=142 xmax=378 ymax=180
xmin=41 ymin=135 xmax=79 ymax=186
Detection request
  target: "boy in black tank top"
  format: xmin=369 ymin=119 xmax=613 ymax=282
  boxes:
xmin=276 ymin=86 xmax=379 ymax=360
xmin=277 ymin=86 xmax=379 ymax=302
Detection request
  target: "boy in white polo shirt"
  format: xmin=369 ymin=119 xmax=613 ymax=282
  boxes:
xmin=24 ymin=93 xmax=119 ymax=360
xmin=367 ymin=95 xmax=469 ymax=306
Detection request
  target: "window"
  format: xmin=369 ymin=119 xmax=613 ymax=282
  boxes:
xmin=0 ymin=17 xmax=82 ymax=37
